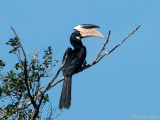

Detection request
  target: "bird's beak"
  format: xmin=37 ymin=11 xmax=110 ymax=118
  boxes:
xmin=80 ymin=28 xmax=105 ymax=39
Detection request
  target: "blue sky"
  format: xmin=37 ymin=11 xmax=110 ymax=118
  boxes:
xmin=0 ymin=0 xmax=160 ymax=120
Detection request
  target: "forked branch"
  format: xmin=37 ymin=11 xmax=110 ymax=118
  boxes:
xmin=80 ymin=24 xmax=141 ymax=71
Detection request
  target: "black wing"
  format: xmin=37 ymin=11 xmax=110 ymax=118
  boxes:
xmin=62 ymin=47 xmax=86 ymax=77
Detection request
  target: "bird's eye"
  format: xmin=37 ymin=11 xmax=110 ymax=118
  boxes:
xmin=76 ymin=36 xmax=80 ymax=40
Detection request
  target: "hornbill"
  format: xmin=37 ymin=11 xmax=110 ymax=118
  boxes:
xmin=59 ymin=24 xmax=105 ymax=109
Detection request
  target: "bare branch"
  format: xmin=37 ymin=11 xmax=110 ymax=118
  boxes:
xmin=46 ymin=105 xmax=62 ymax=120
xmin=42 ymin=48 xmax=68 ymax=93
xmin=11 ymin=27 xmax=26 ymax=59
xmin=80 ymin=24 xmax=141 ymax=71
xmin=95 ymin=30 xmax=111 ymax=61
xmin=107 ymin=24 xmax=141 ymax=55
xmin=49 ymin=77 xmax=64 ymax=89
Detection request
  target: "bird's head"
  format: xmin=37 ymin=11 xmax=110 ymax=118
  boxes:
xmin=73 ymin=24 xmax=105 ymax=39
xmin=70 ymin=24 xmax=105 ymax=48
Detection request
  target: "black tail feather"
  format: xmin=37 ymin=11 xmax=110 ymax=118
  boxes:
xmin=59 ymin=77 xmax=72 ymax=109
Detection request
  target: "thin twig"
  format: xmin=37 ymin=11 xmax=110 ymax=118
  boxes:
xmin=46 ymin=105 xmax=61 ymax=120
xmin=95 ymin=30 xmax=111 ymax=61
xmin=107 ymin=24 xmax=141 ymax=55
xmin=11 ymin=27 xmax=26 ymax=59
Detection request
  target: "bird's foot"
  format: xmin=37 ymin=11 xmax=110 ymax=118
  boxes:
xmin=82 ymin=60 xmax=87 ymax=67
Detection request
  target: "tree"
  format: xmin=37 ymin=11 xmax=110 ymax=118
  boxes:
xmin=0 ymin=25 xmax=141 ymax=119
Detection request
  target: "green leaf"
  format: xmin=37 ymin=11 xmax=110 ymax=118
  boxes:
xmin=0 ymin=60 xmax=5 ymax=67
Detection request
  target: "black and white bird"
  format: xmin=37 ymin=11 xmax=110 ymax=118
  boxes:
xmin=59 ymin=24 xmax=104 ymax=109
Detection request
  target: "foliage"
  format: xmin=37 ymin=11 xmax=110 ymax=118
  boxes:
xmin=0 ymin=37 xmax=58 ymax=119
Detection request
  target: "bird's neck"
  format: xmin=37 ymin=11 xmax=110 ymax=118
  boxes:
xmin=70 ymin=32 xmax=83 ymax=49
xmin=71 ymin=40 xmax=83 ymax=49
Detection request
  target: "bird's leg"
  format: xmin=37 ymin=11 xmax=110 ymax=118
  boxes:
xmin=82 ymin=60 xmax=87 ymax=67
